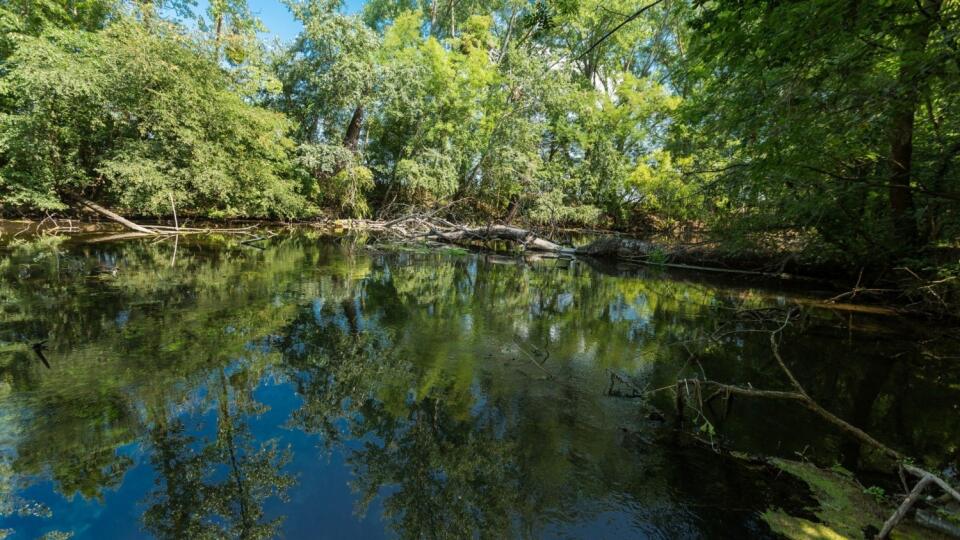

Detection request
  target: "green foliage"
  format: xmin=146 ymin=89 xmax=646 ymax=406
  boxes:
xmin=394 ymin=150 xmax=458 ymax=202
xmin=863 ymin=485 xmax=886 ymax=503
xmin=296 ymin=142 xmax=374 ymax=217
xmin=760 ymin=459 xmax=924 ymax=540
xmin=1 ymin=0 xmax=957 ymax=280
xmin=528 ymin=189 xmax=601 ymax=227
xmin=0 ymin=20 xmax=309 ymax=218
xmin=273 ymin=1 xmax=378 ymax=144
xmin=273 ymin=1 xmax=688 ymax=225
xmin=628 ymin=150 xmax=703 ymax=227
xmin=677 ymin=0 xmax=960 ymax=264
xmin=329 ymin=165 xmax=375 ymax=217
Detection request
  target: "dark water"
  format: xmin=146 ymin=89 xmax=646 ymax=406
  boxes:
xmin=0 ymin=232 xmax=958 ymax=539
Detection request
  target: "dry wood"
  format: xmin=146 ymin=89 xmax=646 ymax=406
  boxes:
xmin=78 ymin=198 xmax=157 ymax=234
xmin=169 ymin=193 xmax=179 ymax=231
xmin=877 ymin=476 xmax=934 ymax=539
xmin=71 ymin=197 xmax=259 ymax=237
xmin=147 ymin=224 xmax=257 ymax=233
xmin=904 ymin=464 xmax=960 ymax=503
xmin=85 ymin=232 xmax=155 ymax=243
xmin=333 ymin=216 xmax=826 ymax=281
xmin=429 ymin=225 xmax=574 ymax=253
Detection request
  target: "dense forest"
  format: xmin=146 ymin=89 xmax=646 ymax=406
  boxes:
xmin=0 ymin=0 xmax=958 ymax=274
xmin=1 ymin=3 xmax=960 ymax=536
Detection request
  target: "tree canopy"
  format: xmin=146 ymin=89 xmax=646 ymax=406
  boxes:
xmin=0 ymin=0 xmax=958 ymax=270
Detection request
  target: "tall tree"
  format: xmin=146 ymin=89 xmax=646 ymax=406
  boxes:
xmin=678 ymin=0 xmax=960 ymax=262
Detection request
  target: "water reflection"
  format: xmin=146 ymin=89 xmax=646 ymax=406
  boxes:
xmin=0 ymin=233 xmax=957 ymax=538
xmin=143 ymin=367 xmax=294 ymax=540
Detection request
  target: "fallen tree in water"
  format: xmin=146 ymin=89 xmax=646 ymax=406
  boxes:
xmin=638 ymin=307 xmax=960 ymax=539
xmin=320 ymin=216 xmax=809 ymax=280
xmin=73 ymin=197 xmax=260 ymax=237
xmin=428 ymin=224 xmax=573 ymax=253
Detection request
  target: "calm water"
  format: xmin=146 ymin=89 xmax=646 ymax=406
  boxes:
xmin=0 ymin=232 xmax=957 ymax=539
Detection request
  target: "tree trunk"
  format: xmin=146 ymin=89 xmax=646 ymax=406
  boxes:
xmin=343 ymin=105 xmax=364 ymax=152
xmin=429 ymin=225 xmax=573 ymax=253
xmin=887 ymin=1 xmax=940 ymax=248
xmin=449 ymin=0 xmax=456 ymax=37
xmin=214 ymin=14 xmax=223 ymax=61
xmin=889 ymin=102 xmax=919 ymax=247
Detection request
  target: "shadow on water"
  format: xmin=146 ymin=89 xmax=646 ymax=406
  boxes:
xmin=0 ymin=231 xmax=957 ymax=538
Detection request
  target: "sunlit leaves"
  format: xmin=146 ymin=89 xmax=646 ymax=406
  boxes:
xmin=0 ymin=20 xmax=309 ymax=218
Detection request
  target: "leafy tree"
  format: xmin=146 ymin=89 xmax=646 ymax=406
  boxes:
xmin=0 ymin=19 xmax=310 ymax=217
xmin=677 ymin=0 xmax=960 ymax=263
xmin=271 ymin=0 xmax=378 ymax=215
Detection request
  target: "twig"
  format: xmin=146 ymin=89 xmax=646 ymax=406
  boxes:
xmin=576 ymin=0 xmax=667 ymax=61
xmin=665 ymin=307 xmax=960 ymax=539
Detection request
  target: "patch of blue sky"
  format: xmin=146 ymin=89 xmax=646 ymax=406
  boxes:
xmin=165 ymin=0 xmax=367 ymax=44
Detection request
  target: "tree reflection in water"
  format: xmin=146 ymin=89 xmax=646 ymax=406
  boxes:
xmin=143 ymin=368 xmax=294 ymax=540
xmin=0 ymin=234 xmax=957 ymax=538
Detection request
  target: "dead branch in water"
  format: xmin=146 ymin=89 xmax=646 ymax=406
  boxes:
xmin=430 ymin=225 xmax=574 ymax=252
xmin=320 ymin=216 xmax=823 ymax=282
xmin=649 ymin=308 xmax=959 ymax=539
xmin=320 ymin=216 xmax=575 ymax=252
xmin=69 ymin=198 xmax=261 ymax=237
xmin=877 ymin=466 xmax=960 ymax=539
xmin=78 ymin=198 xmax=157 ymax=234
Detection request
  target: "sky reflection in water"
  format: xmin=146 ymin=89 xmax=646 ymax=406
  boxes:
xmin=0 ymin=233 xmax=957 ymax=539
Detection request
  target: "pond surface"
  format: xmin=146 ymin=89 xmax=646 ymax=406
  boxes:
xmin=0 ymin=231 xmax=957 ymax=539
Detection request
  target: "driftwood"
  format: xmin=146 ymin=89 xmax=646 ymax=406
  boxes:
xmin=325 ymin=216 xmax=578 ymax=252
xmin=79 ymin=198 xmax=157 ymax=235
xmin=73 ymin=198 xmax=260 ymax=238
xmin=85 ymin=232 xmax=156 ymax=243
xmin=430 ymin=225 xmax=574 ymax=253
xmin=877 ymin=465 xmax=960 ymax=539
xmin=575 ymin=236 xmax=655 ymax=257
xmin=322 ymin=216 xmax=815 ymax=280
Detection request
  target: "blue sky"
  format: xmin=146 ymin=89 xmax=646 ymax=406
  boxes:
xmin=189 ymin=0 xmax=366 ymax=43
xmin=251 ymin=0 xmax=304 ymax=42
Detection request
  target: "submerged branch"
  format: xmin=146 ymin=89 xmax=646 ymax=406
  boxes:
xmin=659 ymin=310 xmax=957 ymax=539
xmin=328 ymin=216 xmax=815 ymax=280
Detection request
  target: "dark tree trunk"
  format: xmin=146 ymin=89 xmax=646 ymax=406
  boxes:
xmin=887 ymin=0 xmax=940 ymax=248
xmin=343 ymin=105 xmax=364 ymax=152
xmin=889 ymin=103 xmax=918 ymax=246
xmin=504 ymin=199 xmax=521 ymax=224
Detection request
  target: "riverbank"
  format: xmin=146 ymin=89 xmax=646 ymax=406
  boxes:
xmin=3 ymin=215 xmax=958 ymax=320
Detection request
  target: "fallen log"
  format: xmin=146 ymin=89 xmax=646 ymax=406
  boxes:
xmin=78 ymin=198 xmax=157 ymax=235
xmin=85 ymin=232 xmax=156 ymax=243
xmin=321 ymin=217 xmax=821 ymax=282
xmin=427 ymin=225 xmax=575 ymax=253
xmin=147 ymin=224 xmax=258 ymax=233
xmin=427 ymin=226 xmax=809 ymax=279
xmin=575 ymin=236 xmax=656 ymax=257
xmin=69 ymin=198 xmax=261 ymax=237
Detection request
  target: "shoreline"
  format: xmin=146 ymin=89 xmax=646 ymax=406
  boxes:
xmin=2 ymin=217 xmax=956 ymax=321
